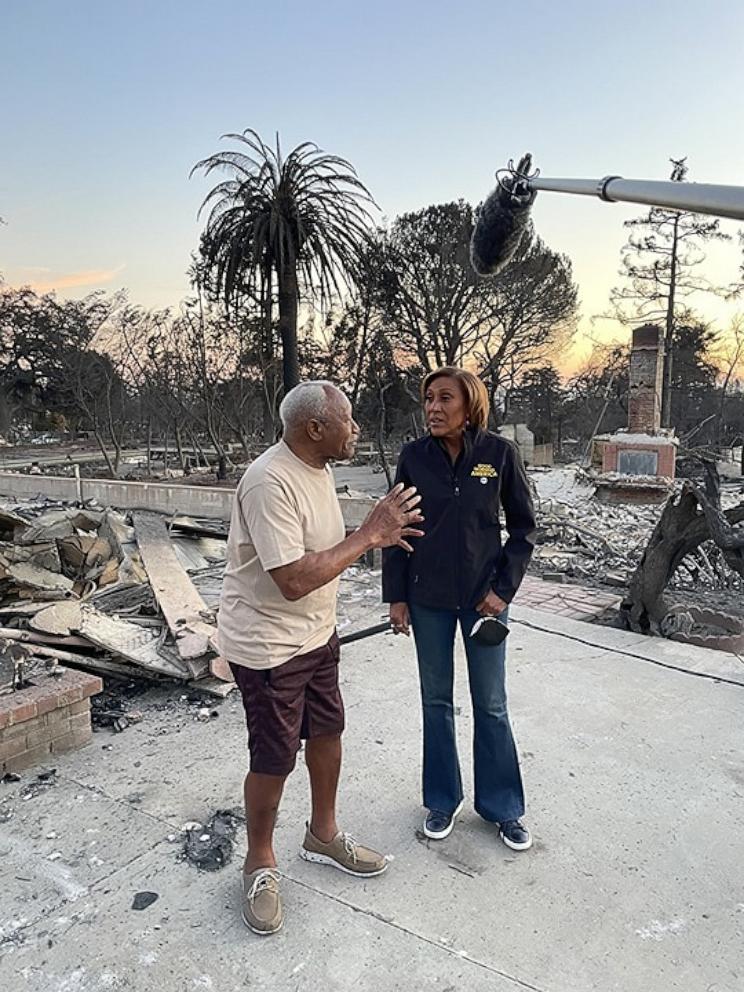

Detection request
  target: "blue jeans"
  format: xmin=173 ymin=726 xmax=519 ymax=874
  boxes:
xmin=409 ymin=603 xmax=525 ymax=823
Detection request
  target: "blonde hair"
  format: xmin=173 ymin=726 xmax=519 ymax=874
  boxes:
xmin=421 ymin=367 xmax=490 ymax=430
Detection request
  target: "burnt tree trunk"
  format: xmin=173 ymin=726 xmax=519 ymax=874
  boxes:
xmin=691 ymin=462 xmax=744 ymax=578
xmin=174 ymin=421 xmax=187 ymax=472
xmin=376 ymin=382 xmax=393 ymax=488
xmin=622 ymin=466 xmax=744 ymax=634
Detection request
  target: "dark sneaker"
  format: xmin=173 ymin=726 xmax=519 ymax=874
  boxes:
xmin=300 ymin=824 xmax=388 ymax=877
xmin=242 ymin=868 xmax=283 ymax=935
xmin=499 ymin=819 xmax=532 ymax=851
xmin=423 ymin=799 xmax=464 ymax=840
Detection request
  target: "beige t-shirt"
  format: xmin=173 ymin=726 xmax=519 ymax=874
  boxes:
xmin=218 ymin=441 xmax=346 ymax=670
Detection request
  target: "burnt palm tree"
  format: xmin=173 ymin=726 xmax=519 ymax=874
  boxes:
xmin=192 ymin=130 xmax=376 ymax=393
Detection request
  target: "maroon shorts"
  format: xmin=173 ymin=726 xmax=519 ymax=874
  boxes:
xmin=230 ymin=632 xmax=344 ymax=776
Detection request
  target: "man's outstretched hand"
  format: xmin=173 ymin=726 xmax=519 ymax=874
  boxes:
xmin=360 ymin=483 xmax=424 ymax=552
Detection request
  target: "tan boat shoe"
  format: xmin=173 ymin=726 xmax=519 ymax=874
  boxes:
xmin=242 ymin=868 xmax=283 ymax=935
xmin=300 ymin=824 xmax=388 ymax=877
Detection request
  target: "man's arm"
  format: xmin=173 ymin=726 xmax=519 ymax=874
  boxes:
xmin=270 ymin=527 xmax=375 ymax=602
xmin=270 ymin=484 xmax=423 ymax=602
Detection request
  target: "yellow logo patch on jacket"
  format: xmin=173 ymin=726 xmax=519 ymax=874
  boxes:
xmin=471 ymin=463 xmax=498 ymax=479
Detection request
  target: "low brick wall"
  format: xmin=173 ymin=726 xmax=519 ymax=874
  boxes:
xmin=0 ymin=669 xmax=102 ymax=774
xmin=601 ymin=441 xmax=676 ymax=478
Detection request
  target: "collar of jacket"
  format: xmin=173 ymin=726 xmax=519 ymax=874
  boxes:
xmin=428 ymin=425 xmax=485 ymax=460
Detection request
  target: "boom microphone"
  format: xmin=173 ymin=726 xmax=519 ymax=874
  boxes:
xmin=471 ymin=153 xmax=744 ymax=269
xmin=470 ymin=153 xmax=537 ymax=277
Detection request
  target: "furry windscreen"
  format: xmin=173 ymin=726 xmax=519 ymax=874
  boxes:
xmin=470 ymin=191 xmax=533 ymax=276
xmin=470 ymin=156 xmax=537 ymax=276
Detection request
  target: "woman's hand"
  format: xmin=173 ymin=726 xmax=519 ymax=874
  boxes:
xmin=476 ymin=590 xmax=508 ymax=617
xmin=390 ymin=602 xmax=411 ymax=636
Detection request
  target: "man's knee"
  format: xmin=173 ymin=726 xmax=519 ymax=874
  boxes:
xmin=249 ymin=750 xmax=299 ymax=777
xmin=304 ymin=732 xmax=343 ymax=758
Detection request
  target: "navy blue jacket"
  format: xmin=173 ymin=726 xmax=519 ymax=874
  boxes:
xmin=382 ymin=429 xmax=536 ymax=609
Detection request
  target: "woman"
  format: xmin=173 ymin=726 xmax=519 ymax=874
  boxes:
xmin=382 ymin=367 xmax=536 ymax=850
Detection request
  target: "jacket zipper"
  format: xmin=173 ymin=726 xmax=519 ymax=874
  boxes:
xmin=453 ymin=432 xmax=473 ymax=610
xmin=453 ymin=468 xmax=461 ymax=609
xmin=433 ymin=433 xmax=471 ymax=610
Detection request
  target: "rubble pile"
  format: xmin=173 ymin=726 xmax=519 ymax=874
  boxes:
xmin=533 ymin=495 xmax=658 ymax=588
xmin=533 ymin=484 xmax=744 ymax=597
xmin=0 ymin=499 xmax=234 ymax=697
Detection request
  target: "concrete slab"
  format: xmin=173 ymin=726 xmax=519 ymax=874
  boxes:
xmin=3 ymin=846 xmax=526 ymax=992
xmin=1 ymin=611 xmax=742 ymax=991
xmin=0 ymin=774 xmax=168 ymax=936
xmin=513 ymin=604 xmax=744 ymax=687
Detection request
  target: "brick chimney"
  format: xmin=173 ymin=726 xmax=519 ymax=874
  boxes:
xmin=628 ymin=324 xmax=664 ymax=434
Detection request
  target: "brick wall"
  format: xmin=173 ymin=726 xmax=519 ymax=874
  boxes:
xmin=0 ymin=669 xmax=102 ymax=774
xmin=595 ymin=483 xmax=671 ymax=505
xmin=656 ymin=445 xmax=676 ymax=478
xmin=628 ymin=325 xmax=664 ymax=434
xmin=602 ymin=442 xmax=676 ymax=478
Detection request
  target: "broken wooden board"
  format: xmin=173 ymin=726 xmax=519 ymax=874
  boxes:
xmin=171 ymin=515 xmax=228 ymax=539
xmin=11 ymin=641 xmax=100 ymax=666
xmin=31 ymin=600 xmax=187 ymax=680
xmin=31 ymin=601 xmax=84 ymax=637
xmin=89 ymin=581 xmax=154 ymax=615
xmin=75 ymin=605 xmax=190 ymax=680
xmin=35 ymin=649 xmax=162 ymax=682
xmin=171 ymin=537 xmax=210 ymax=573
xmin=8 ymin=562 xmax=75 ymax=595
xmin=132 ymin=511 xmax=217 ymax=662
xmin=67 ymin=654 xmax=164 ymax=681
xmin=79 ymin=608 xmax=175 ymax=677
xmin=18 ymin=588 xmax=78 ymax=602
xmin=0 ymin=601 xmax=53 ymax=618
xmin=0 ymin=626 xmax=93 ymax=650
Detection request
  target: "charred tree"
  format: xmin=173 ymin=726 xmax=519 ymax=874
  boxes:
xmin=622 ymin=461 xmax=744 ymax=634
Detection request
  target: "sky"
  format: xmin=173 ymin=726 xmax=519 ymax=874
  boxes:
xmin=2 ymin=0 xmax=743 ymax=371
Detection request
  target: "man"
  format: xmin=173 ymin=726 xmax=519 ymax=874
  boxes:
xmin=218 ymin=380 xmax=423 ymax=936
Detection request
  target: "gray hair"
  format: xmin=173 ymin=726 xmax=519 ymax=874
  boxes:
xmin=279 ymin=381 xmax=341 ymax=431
